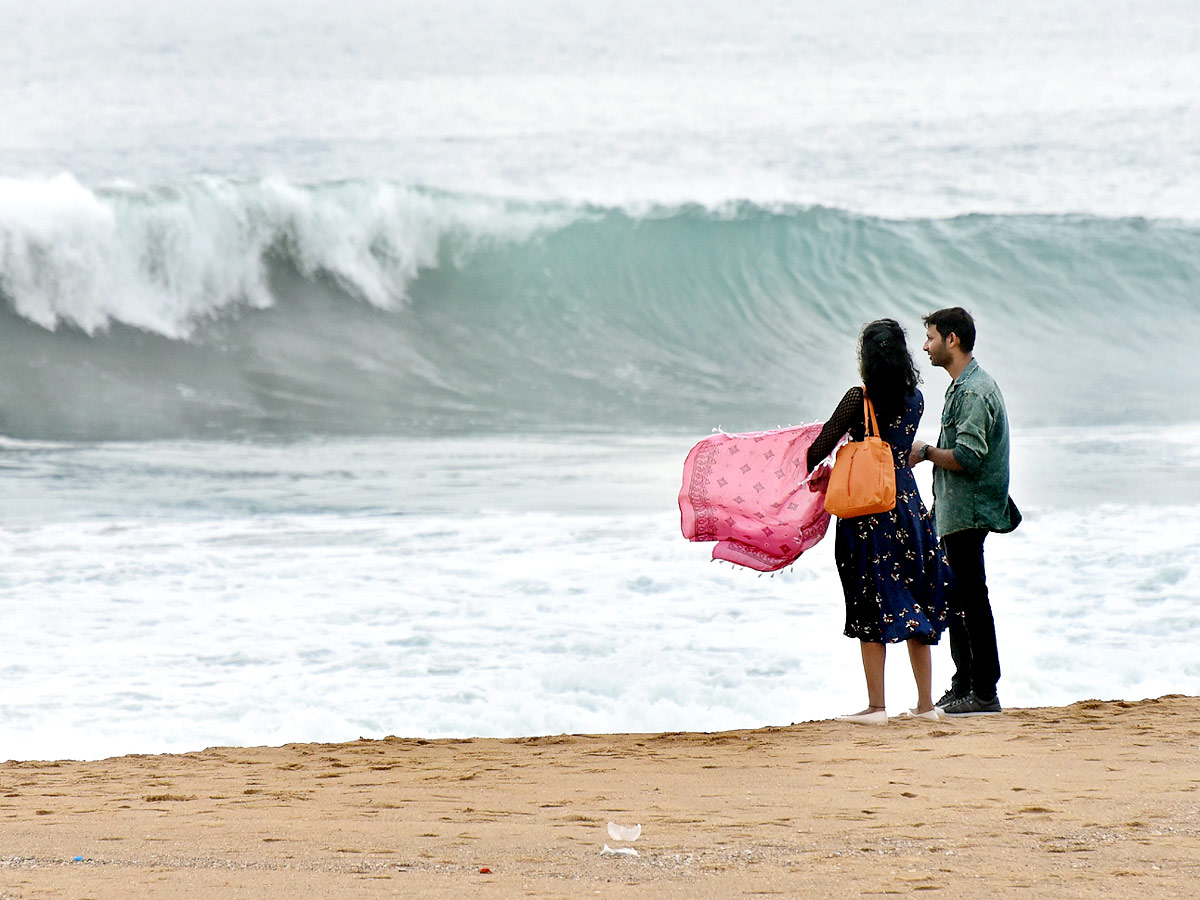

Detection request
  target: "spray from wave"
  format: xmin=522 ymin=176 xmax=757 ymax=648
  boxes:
xmin=2 ymin=175 xmax=1198 ymax=440
xmin=0 ymin=174 xmax=570 ymax=337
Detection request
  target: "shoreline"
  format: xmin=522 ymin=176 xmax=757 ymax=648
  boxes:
xmin=3 ymin=695 xmax=1198 ymax=898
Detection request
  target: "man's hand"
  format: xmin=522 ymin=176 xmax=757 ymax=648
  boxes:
xmin=910 ymin=441 xmax=968 ymax=472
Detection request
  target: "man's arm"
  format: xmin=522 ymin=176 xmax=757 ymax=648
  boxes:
xmin=908 ymin=392 xmax=992 ymax=472
xmin=909 ymin=441 xmax=967 ymax=471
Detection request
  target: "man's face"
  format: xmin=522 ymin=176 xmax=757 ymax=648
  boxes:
xmin=923 ymin=324 xmax=953 ymax=369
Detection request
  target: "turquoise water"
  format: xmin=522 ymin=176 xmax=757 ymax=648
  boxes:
xmin=1 ymin=0 xmax=1198 ymax=759
xmin=2 ymin=196 xmax=1198 ymax=439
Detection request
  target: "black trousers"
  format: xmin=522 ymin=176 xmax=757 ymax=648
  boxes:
xmin=943 ymin=528 xmax=1001 ymax=700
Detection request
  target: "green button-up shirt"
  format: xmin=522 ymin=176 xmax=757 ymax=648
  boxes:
xmin=932 ymin=358 xmax=1022 ymax=537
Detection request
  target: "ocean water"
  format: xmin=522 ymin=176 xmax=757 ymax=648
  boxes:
xmin=2 ymin=0 xmax=1199 ymax=761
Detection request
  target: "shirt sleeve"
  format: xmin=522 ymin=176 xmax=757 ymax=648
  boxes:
xmin=950 ymin=391 xmax=992 ymax=476
xmin=806 ymin=386 xmax=865 ymax=472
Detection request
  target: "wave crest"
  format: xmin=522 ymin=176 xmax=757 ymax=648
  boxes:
xmin=2 ymin=177 xmax=1199 ymax=439
xmin=0 ymin=174 xmax=572 ymax=337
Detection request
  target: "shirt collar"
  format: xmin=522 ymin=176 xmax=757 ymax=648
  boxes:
xmin=946 ymin=358 xmax=979 ymax=395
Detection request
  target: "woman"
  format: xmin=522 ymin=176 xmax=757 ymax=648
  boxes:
xmin=806 ymin=319 xmax=951 ymax=724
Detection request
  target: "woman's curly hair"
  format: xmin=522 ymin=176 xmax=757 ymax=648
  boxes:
xmin=858 ymin=318 xmax=920 ymax=418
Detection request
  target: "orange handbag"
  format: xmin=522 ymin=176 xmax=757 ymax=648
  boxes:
xmin=823 ymin=391 xmax=897 ymax=518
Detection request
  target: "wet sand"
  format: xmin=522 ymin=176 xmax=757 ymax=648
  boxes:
xmin=3 ymin=695 xmax=1198 ymax=898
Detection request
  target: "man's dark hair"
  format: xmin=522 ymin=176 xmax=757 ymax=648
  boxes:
xmin=923 ymin=307 xmax=976 ymax=352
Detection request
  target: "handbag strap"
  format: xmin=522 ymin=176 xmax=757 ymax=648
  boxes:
xmin=861 ymin=388 xmax=880 ymax=438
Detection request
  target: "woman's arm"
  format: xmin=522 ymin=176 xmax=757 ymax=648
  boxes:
xmin=806 ymin=386 xmax=865 ymax=472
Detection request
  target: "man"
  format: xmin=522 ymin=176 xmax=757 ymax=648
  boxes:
xmin=909 ymin=307 xmax=1021 ymax=716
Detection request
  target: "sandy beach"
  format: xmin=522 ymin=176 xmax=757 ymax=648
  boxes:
xmin=2 ymin=695 xmax=1198 ymax=898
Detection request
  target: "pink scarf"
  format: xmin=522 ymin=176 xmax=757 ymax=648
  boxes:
xmin=679 ymin=423 xmax=831 ymax=572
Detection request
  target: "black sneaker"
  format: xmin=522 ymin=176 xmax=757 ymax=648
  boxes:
xmin=935 ymin=687 xmax=966 ymax=709
xmin=941 ymin=692 xmax=1002 ymax=716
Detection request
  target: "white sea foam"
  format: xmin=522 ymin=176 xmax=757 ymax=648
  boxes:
xmin=1 ymin=431 xmax=1196 ymax=761
xmin=0 ymin=175 xmax=574 ymax=336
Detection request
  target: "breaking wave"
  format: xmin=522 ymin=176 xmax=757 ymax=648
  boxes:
xmin=2 ymin=175 xmax=1198 ymax=439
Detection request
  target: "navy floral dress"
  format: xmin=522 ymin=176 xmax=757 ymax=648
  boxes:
xmin=807 ymin=387 xmax=951 ymax=644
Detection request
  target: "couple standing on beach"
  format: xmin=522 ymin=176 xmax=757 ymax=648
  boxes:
xmin=805 ymin=308 xmax=1021 ymax=724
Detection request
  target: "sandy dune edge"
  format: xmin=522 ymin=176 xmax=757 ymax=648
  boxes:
xmin=3 ymin=696 xmax=1198 ymax=898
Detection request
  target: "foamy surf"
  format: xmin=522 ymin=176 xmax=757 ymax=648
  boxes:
xmin=1 ymin=432 xmax=1197 ymax=761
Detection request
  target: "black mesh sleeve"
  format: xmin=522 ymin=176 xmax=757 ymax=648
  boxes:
xmin=806 ymin=386 xmax=866 ymax=472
